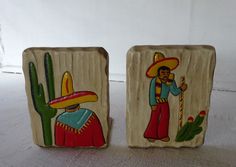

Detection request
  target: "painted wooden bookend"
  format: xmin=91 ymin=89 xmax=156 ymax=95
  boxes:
xmin=126 ymin=45 xmax=216 ymax=148
xmin=23 ymin=47 xmax=109 ymax=148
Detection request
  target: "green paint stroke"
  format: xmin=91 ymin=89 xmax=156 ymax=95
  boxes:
xmin=29 ymin=52 xmax=57 ymax=146
xmin=44 ymin=52 xmax=55 ymax=101
xmin=175 ymin=111 xmax=206 ymax=142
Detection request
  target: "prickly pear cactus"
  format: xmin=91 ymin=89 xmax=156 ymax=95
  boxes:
xmin=29 ymin=52 xmax=57 ymax=146
xmin=175 ymin=111 xmax=206 ymax=142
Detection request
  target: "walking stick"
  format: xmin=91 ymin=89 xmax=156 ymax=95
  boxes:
xmin=178 ymin=76 xmax=185 ymax=131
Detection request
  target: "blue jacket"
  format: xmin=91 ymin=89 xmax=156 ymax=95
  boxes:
xmin=149 ymin=77 xmax=182 ymax=106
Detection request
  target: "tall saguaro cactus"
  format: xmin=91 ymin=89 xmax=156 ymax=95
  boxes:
xmin=29 ymin=52 xmax=57 ymax=146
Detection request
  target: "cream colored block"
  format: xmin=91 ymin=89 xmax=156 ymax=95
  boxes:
xmin=126 ymin=45 xmax=216 ymax=148
xmin=23 ymin=47 xmax=109 ymax=148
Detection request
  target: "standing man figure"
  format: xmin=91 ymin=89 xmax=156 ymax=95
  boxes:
xmin=144 ymin=52 xmax=187 ymax=142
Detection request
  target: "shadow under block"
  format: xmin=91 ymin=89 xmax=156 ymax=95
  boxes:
xmin=23 ymin=47 xmax=109 ymax=148
xmin=126 ymin=45 xmax=216 ymax=148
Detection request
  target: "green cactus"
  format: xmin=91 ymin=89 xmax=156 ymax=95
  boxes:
xmin=193 ymin=114 xmax=205 ymax=127
xmin=175 ymin=121 xmax=192 ymax=142
xmin=175 ymin=112 xmax=205 ymax=142
xmin=29 ymin=52 xmax=57 ymax=146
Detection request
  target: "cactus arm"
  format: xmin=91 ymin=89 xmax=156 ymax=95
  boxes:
xmin=193 ymin=115 xmax=204 ymax=127
xmin=29 ymin=62 xmax=39 ymax=98
xmin=29 ymin=63 xmax=55 ymax=116
xmin=44 ymin=52 xmax=55 ymax=101
xmin=184 ymin=126 xmax=202 ymax=141
xmin=192 ymin=127 xmax=202 ymax=135
xmin=175 ymin=122 xmax=192 ymax=142
xmin=29 ymin=62 xmax=46 ymax=114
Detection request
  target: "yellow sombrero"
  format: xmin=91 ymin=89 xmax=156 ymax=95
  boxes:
xmin=49 ymin=71 xmax=98 ymax=109
xmin=146 ymin=52 xmax=179 ymax=78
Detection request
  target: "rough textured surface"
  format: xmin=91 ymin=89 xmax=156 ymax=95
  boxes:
xmin=0 ymin=73 xmax=236 ymax=167
xmin=127 ymin=45 xmax=216 ymax=147
xmin=22 ymin=47 xmax=109 ymax=147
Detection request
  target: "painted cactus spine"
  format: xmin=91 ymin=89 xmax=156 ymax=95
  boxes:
xmin=176 ymin=111 xmax=206 ymax=142
xmin=29 ymin=52 xmax=57 ymax=146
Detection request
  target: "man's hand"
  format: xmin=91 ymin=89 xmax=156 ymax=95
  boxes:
xmin=151 ymin=105 xmax=157 ymax=111
xmin=180 ymin=83 xmax=187 ymax=92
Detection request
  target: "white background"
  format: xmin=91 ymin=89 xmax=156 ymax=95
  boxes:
xmin=0 ymin=2 xmax=236 ymax=166
xmin=0 ymin=0 xmax=236 ymax=87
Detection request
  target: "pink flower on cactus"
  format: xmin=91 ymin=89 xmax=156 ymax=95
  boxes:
xmin=199 ymin=111 xmax=206 ymax=117
xmin=188 ymin=116 xmax=194 ymax=122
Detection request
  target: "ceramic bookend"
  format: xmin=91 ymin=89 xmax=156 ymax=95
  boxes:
xmin=126 ymin=45 xmax=216 ymax=148
xmin=23 ymin=47 xmax=109 ymax=148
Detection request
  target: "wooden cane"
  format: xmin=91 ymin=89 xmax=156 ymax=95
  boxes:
xmin=178 ymin=76 xmax=185 ymax=131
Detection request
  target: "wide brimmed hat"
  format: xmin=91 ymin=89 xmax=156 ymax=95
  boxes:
xmin=49 ymin=71 xmax=98 ymax=109
xmin=146 ymin=52 xmax=179 ymax=78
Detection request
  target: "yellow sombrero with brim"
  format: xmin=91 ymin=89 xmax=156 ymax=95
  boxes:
xmin=146 ymin=52 xmax=179 ymax=78
xmin=49 ymin=71 xmax=98 ymax=109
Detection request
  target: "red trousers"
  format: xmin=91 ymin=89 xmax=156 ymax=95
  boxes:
xmin=144 ymin=102 xmax=170 ymax=140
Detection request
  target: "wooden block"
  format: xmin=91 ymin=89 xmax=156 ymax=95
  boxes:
xmin=23 ymin=47 xmax=109 ymax=148
xmin=126 ymin=45 xmax=216 ymax=148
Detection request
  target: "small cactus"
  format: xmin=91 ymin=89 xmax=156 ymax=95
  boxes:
xmin=175 ymin=111 xmax=206 ymax=142
xmin=29 ymin=52 xmax=57 ymax=146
